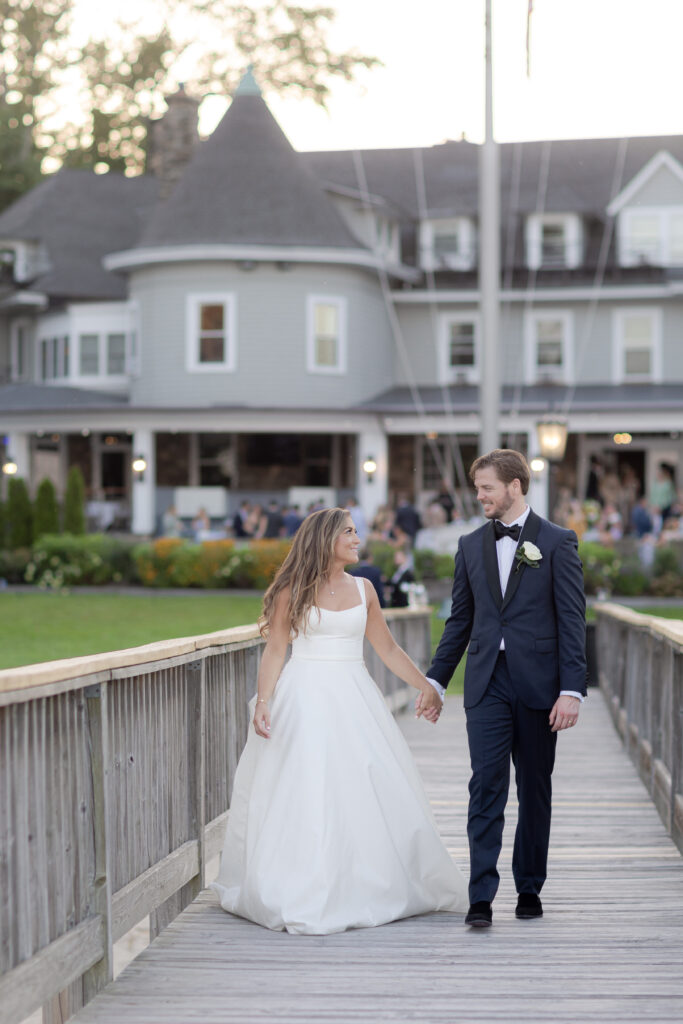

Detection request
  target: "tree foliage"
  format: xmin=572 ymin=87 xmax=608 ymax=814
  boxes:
xmin=0 ymin=0 xmax=381 ymax=201
xmin=7 ymin=477 xmax=33 ymax=548
xmin=33 ymin=476 xmax=60 ymax=539
xmin=63 ymin=466 xmax=85 ymax=535
xmin=0 ymin=0 xmax=73 ymax=207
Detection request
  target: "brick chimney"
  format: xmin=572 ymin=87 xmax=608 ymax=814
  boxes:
xmin=148 ymin=85 xmax=200 ymax=199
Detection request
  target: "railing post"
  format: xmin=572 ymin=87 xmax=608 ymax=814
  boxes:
xmin=149 ymin=659 xmax=205 ymax=939
xmin=672 ymin=650 xmax=683 ymax=852
xmin=82 ymin=682 xmax=113 ymax=1002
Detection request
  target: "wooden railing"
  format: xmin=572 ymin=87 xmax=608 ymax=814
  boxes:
xmin=0 ymin=607 xmax=431 ymax=1024
xmin=595 ymin=603 xmax=683 ymax=855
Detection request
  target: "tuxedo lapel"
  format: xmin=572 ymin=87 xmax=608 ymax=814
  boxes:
xmin=482 ymin=520 xmax=503 ymax=609
xmin=501 ymin=509 xmax=542 ymax=612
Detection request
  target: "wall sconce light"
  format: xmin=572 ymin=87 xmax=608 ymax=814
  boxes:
xmin=132 ymin=454 xmax=147 ymax=482
xmin=613 ymin=432 xmax=632 ymax=445
xmin=536 ymin=418 xmax=568 ymax=462
xmin=529 ymin=456 xmax=547 ymax=475
xmin=362 ymin=456 xmax=377 ymax=482
xmin=2 ymin=456 xmax=18 ymax=476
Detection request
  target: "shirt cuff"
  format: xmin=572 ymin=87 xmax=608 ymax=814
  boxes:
xmin=560 ymin=690 xmax=585 ymax=702
xmin=426 ymin=677 xmax=446 ymax=701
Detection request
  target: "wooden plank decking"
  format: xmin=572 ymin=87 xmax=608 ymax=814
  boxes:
xmin=70 ymin=691 xmax=683 ymax=1024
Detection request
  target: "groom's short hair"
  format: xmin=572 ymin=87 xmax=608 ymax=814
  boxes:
xmin=470 ymin=449 xmax=531 ymax=495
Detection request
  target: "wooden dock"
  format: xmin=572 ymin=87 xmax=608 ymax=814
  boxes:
xmin=68 ymin=691 xmax=683 ymax=1024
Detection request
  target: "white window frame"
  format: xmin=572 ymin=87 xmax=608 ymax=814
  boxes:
xmin=523 ymin=309 xmax=574 ymax=385
xmin=419 ymin=218 xmax=475 ymax=272
xmin=306 ymin=295 xmax=347 ymax=375
xmin=612 ymin=307 xmax=662 ymax=383
xmin=186 ymin=293 xmax=237 ymax=373
xmin=10 ymin=318 xmax=31 ymax=381
xmin=525 ymin=213 xmax=583 ymax=270
xmin=617 ymin=206 xmax=683 ymax=267
xmin=437 ymin=313 xmax=480 ymax=384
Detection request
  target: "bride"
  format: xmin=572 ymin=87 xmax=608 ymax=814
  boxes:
xmin=210 ymin=507 xmax=467 ymax=934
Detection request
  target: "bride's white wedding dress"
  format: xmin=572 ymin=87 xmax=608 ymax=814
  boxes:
xmin=210 ymin=576 xmax=468 ymax=934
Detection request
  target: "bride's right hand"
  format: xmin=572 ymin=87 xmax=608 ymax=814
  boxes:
xmin=253 ymin=703 xmax=271 ymax=738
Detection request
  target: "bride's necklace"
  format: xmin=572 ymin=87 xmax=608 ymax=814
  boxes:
xmin=328 ymin=575 xmax=345 ymax=595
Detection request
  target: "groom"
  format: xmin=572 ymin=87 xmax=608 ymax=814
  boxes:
xmin=421 ymin=449 xmax=586 ymax=927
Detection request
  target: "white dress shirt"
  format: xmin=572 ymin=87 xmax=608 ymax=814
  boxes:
xmin=428 ymin=505 xmax=584 ymax=703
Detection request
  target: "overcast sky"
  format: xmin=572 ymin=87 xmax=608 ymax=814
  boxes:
xmin=72 ymin=0 xmax=683 ymax=151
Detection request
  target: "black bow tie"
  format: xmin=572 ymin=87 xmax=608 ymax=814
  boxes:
xmin=494 ymin=521 xmax=521 ymax=541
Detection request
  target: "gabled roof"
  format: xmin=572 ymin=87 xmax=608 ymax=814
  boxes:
xmin=0 ymin=382 xmax=129 ymax=411
xmin=606 ymin=150 xmax=683 ymax=216
xmin=302 ymin=135 xmax=683 ymax=221
xmin=0 ymin=170 xmax=158 ymax=300
xmin=139 ymin=80 xmax=359 ymax=250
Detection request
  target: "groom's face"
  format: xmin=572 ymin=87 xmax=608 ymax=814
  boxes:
xmin=474 ymin=466 xmax=517 ymax=521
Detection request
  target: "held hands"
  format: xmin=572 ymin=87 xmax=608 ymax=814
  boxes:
xmin=253 ymin=700 xmax=271 ymax=738
xmin=415 ymin=683 xmax=443 ymax=724
xmin=549 ymin=694 xmax=580 ymax=733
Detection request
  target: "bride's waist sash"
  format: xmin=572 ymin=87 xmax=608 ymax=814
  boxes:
xmin=290 ymin=639 xmax=364 ymax=663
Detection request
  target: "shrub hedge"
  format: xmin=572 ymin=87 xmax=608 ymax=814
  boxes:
xmin=3 ymin=532 xmax=683 ymax=596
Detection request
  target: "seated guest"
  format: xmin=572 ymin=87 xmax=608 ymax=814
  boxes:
xmin=348 ymin=547 xmax=385 ymax=607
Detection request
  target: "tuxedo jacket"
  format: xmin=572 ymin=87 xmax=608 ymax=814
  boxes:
xmin=427 ymin=510 xmax=587 ymax=710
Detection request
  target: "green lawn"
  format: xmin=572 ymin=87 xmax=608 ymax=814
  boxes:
xmin=0 ymin=592 xmax=264 ymax=670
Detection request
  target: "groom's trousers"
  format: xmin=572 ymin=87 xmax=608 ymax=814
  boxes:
xmin=465 ymin=651 xmax=557 ymax=905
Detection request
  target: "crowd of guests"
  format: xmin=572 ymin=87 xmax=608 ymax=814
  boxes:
xmin=553 ymin=458 xmax=683 ymax=561
xmin=159 ymin=491 xmax=443 ymax=608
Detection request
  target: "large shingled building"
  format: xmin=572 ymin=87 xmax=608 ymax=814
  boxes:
xmin=1 ymin=70 xmax=683 ymax=532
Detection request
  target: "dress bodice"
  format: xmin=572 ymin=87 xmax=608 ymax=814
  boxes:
xmin=290 ymin=576 xmax=367 ymax=662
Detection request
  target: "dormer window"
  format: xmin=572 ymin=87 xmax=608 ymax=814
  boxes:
xmin=525 ymin=214 xmax=582 ymax=269
xmin=420 ymin=218 xmax=475 ymax=272
xmin=617 ymin=207 xmax=683 ymax=266
xmin=374 ymin=216 xmax=400 ymax=262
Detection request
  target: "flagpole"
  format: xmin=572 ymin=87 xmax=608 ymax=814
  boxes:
xmin=479 ymin=0 xmax=501 ymax=454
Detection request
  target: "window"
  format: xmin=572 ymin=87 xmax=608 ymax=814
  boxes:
xmin=186 ymin=294 xmax=236 ymax=372
xmin=79 ymin=334 xmax=100 ymax=375
xmin=419 ymin=218 xmax=475 ymax=271
xmin=613 ymin=309 xmax=662 ymax=383
xmin=526 ymin=214 xmax=582 ymax=269
xmin=10 ymin=320 xmax=30 ymax=380
xmin=107 ymin=333 xmax=126 ymax=375
xmin=619 ymin=207 xmax=683 ymax=266
xmin=524 ymin=311 xmax=573 ymax=384
xmin=306 ymin=296 xmax=347 ymax=374
xmin=438 ymin=315 xmax=479 ymax=383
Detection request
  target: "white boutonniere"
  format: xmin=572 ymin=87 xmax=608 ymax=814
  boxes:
xmin=515 ymin=541 xmax=542 ymax=573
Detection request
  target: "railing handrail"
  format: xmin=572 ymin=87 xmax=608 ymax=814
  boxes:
xmin=595 ymin=601 xmax=683 ymax=862
xmin=0 ymin=607 xmax=432 ymax=1024
xmin=596 ymin=601 xmax=683 ymax=648
xmin=0 ymin=607 xmax=426 ymax=701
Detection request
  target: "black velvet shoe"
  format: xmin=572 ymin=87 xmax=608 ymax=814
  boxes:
xmin=515 ymin=893 xmax=543 ymax=919
xmin=465 ymin=901 xmax=492 ymax=928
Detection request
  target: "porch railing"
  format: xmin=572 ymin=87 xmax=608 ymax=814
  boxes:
xmin=0 ymin=607 xmax=431 ymax=1024
xmin=595 ymin=603 xmax=683 ymax=855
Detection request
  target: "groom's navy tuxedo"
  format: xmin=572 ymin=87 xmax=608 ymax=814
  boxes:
xmin=428 ymin=508 xmax=586 ymax=905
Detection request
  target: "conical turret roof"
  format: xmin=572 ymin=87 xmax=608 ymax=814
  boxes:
xmin=139 ymin=76 xmax=359 ymax=250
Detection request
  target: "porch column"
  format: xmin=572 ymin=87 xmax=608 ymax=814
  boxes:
xmin=131 ymin=428 xmax=156 ymax=535
xmin=356 ymin=427 xmax=388 ymax=525
xmin=527 ymin=450 xmax=549 ymax=520
xmin=3 ymin=432 xmax=31 ymax=489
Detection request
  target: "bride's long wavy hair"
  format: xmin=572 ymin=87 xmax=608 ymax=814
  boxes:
xmin=259 ymin=507 xmax=351 ymax=639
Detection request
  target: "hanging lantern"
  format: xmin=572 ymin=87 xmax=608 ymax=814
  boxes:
xmin=536 ymin=419 xmax=568 ymax=462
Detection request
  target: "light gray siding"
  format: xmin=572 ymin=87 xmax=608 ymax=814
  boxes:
xmin=627 ymin=165 xmax=683 ymax=206
xmin=395 ymin=296 xmax=683 ymax=388
xmin=129 ymin=262 xmax=393 ymax=408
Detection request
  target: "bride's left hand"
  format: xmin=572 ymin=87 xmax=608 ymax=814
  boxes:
xmin=415 ymin=686 xmax=442 ymax=723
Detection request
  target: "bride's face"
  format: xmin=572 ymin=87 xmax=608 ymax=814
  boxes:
xmin=332 ymin=516 xmax=360 ymax=565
